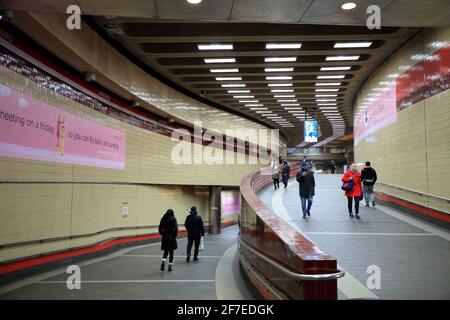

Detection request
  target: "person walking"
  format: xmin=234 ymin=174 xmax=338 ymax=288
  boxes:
xmin=184 ymin=206 xmax=205 ymax=262
xmin=342 ymin=163 xmax=363 ymax=219
xmin=296 ymin=168 xmax=316 ymax=219
xmin=272 ymin=162 xmax=280 ymax=190
xmin=361 ymin=161 xmax=377 ymax=207
xmin=158 ymin=209 xmax=178 ymax=272
xmin=281 ymin=161 xmax=291 ymax=189
xmin=330 ymin=161 xmax=336 ymax=174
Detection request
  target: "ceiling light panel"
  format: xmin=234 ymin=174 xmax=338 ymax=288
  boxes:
xmin=198 ymin=44 xmax=233 ymax=50
xmin=321 ymin=66 xmax=352 ymax=71
xmin=210 ymin=68 xmax=239 ymax=73
xmin=265 ymin=67 xmax=294 ymax=72
xmin=265 ymin=57 xmax=297 ymax=62
xmin=334 ymin=42 xmax=372 ymax=48
xmin=326 ymin=55 xmax=360 ymax=61
xmin=204 ymin=58 xmax=236 ymax=63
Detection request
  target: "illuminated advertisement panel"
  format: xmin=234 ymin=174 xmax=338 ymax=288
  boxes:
xmin=304 ymin=120 xmax=318 ymax=143
xmin=354 ymin=82 xmax=397 ymax=145
xmin=0 ymin=84 xmax=126 ymax=169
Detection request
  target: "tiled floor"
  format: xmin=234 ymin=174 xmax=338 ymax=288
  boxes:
xmin=258 ymin=174 xmax=450 ymax=300
xmin=0 ymin=226 xmax=251 ymax=300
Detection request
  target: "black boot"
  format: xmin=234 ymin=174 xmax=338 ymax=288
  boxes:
xmin=186 ymin=256 xmax=190 ymax=262
xmin=168 ymin=264 xmax=173 ymax=272
xmin=160 ymin=259 xmax=166 ymax=271
xmin=349 ymin=213 xmax=354 ymax=218
xmin=355 ymin=214 xmax=360 ymax=220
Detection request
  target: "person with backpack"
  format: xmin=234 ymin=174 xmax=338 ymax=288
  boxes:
xmin=184 ymin=206 xmax=205 ymax=262
xmin=158 ymin=209 xmax=178 ymax=272
xmin=296 ymin=168 xmax=316 ymax=219
xmin=281 ymin=161 xmax=291 ymax=189
xmin=361 ymin=161 xmax=378 ymax=207
xmin=341 ymin=163 xmax=363 ymax=219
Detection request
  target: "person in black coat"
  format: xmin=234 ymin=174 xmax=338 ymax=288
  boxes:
xmin=158 ymin=209 xmax=178 ymax=272
xmin=361 ymin=161 xmax=378 ymax=207
xmin=184 ymin=206 xmax=205 ymax=262
xmin=281 ymin=161 xmax=291 ymax=189
xmin=296 ymin=168 xmax=316 ymax=219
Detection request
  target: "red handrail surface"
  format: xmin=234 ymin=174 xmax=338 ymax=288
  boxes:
xmin=239 ymin=162 xmax=339 ymax=300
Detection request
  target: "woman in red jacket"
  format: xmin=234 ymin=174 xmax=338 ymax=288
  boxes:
xmin=342 ymin=163 xmax=363 ymax=219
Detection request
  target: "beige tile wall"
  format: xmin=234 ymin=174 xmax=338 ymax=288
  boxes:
xmin=0 ymin=63 xmax=259 ymax=262
xmin=354 ymin=28 xmax=450 ymax=213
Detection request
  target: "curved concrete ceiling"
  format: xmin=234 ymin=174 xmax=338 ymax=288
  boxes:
xmin=1 ymin=0 xmax=449 ymax=27
xmin=91 ymin=19 xmax=417 ymax=147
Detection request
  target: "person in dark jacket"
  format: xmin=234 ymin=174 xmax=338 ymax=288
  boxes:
xmin=158 ymin=209 xmax=178 ymax=272
xmin=281 ymin=161 xmax=291 ymax=189
xmin=361 ymin=161 xmax=377 ymax=207
xmin=184 ymin=206 xmax=205 ymax=262
xmin=296 ymin=168 xmax=316 ymax=219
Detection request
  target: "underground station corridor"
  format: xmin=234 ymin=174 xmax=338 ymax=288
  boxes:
xmin=0 ymin=0 xmax=449 ymax=315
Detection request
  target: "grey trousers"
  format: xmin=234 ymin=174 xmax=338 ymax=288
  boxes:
xmin=363 ymin=184 xmax=374 ymax=204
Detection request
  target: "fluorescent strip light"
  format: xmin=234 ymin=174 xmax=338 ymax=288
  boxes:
xmin=245 ymin=104 xmax=264 ymax=107
xmin=334 ymin=42 xmax=372 ymax=48
xmin=281 ymin=103 xmax=300 ymax=106
xmin=210 ymin=68 xmax=239 ymax=73
xmin=204 ymin=58 xmax=236 ymax=63
xmin=239 ymin=100 xmax=258 ymax=103
xmin=267 ymin=116 xmax=282 ymax=119
xmin=315 ymin=94 xmax=337 ymax=97
xmin=271 ymin=89 xmax=294 ymax=93
xmin=321 ymin=66 xmax=351 ymax=71
xmin=266 ymin=76 xmax=293 ymax=80
xmin=265 ymin=67 xmax=294 ymax=72
xmin=265 ymin=57 xmax=296 ymax=62
xmin=274 ymin=95 xmax=295 ymax=98
xmin=250 ymin=108 xmax=268 ymax=110
xmin=233 ymin=95 xmax=254 ymax=98
xmin=326 ymin=55 xmax=360 ymax=61
xmin=315 ymin=89 xmax=339 ymax=92
xmin=317 ymin=75 xmax=345 ymax=79
xmin=315 ymin=82 xmax=342 ymax=86
xmin=266 ymin=43 xmax=302 ymax=49
xmin=316 ymin=99 xmax=336 ymax=102
xmin=268 ymin=83 xmax=293 ymax=87
xmin=277 ymin=99 xmax=297 ymax=102
xmin=284 ymin=107 xmax=303 ymax=110
xmin=198 ymin=44 xmax=233 ymax=50
xmin=255 ymin=111 xmax=271 ymax=113
xmin=227 ymin=90 xmax=249 ymax=93
xmin=221 ymin=84 xmax=246 ymax=87
xmin=216 ymin=77 xmax=242 ymax=81
xmin=262 ymin=114 xmax=277 ymax=117
xmin=318 ymin=103 xmax=337 ymax=106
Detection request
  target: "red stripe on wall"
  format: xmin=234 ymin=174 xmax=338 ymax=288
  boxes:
xmin=0 ymin=233 xmax=162 ymax=275
xmin=0 ymin=220 xmax=238 ymax=276
xmin=374 ymin=192 xmax=450 ymax=223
